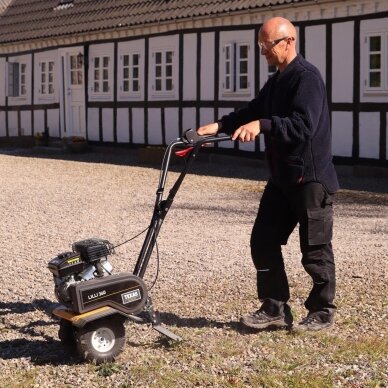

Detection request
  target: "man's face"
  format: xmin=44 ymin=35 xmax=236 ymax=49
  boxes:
xmin=258 ymin=30 xmax=289 ymax=67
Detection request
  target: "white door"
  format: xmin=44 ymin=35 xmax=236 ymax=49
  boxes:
xmin=60 ymin=49 xmax=86 ymax=138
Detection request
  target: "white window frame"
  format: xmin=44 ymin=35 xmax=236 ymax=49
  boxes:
xmin=364 ymin=33 xmax=387 ymax=92
xmin=8 ymin=61 xmax=27 ymax=98
xmin=91 ymin=55 xmax=110 ymax=94
xmin=38 ymin=60 xmax=55 ymax=97
xmin=120 ymin=52 xmax=141 ymax=97
xmin=152 ymin=49 xmax=175 ymax=94
xmin=221 ymin=42 xmax=251 ymax=95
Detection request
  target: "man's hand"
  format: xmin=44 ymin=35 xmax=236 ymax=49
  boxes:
xmin=232 ymin=120 xmax=260 ymax=142
xmin=197 ymin=122 xmax=219 ymax=136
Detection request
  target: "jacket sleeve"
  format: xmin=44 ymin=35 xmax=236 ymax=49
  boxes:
xmin=267 ymin=71 xmax=326 ymax=144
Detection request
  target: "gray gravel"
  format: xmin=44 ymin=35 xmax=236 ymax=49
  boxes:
xmin=0 ymin=146 xmax=387 ymax=387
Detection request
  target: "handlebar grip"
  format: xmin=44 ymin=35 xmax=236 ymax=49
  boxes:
xmin=182 ymin=128 xmax=231 ymax=144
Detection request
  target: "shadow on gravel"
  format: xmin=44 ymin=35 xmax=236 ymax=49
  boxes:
xmin=1 ymin=146 xmax=387 ymax=194
xmin=0 ymin=298 xmax=81 ymax=365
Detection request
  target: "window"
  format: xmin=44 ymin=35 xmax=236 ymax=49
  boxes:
xmin=153 ymin=50 xmax=174 ymax=93
xmin=121 ymin=53 xmax=140 ymax=94
xmin=70 ymin=54 xmax=83 ymax=85
xmin=8 ymin=62 xmax=27 ymax=97
xmin=222 ymin=43 xmax=250 ymax=94
xmin=92 ymin=56 xmax=110 ymax=93
xmin=39 ymin=61 xmax=55 ymax=95
xmin=365 ymin=33 xmax=388 ymax=91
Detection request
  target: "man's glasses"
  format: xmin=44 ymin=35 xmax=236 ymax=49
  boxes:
xmin=258 ymin=37 xmax=289 ymax=51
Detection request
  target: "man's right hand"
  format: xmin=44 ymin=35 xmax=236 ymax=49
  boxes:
xmin=197 ymin=122 xmax=219 ymax=136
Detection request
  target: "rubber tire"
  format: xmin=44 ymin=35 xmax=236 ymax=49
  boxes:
xmin=75 ymin=317 xmax=126 ymax=364
xmin=58 ymin=319 xmax=78 ymax=355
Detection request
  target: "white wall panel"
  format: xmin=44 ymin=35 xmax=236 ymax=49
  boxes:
xmin=165 ymin=108 xmax=179 ymax=143
xmin=332 ymin=111 xmax=353 ymax=157
xmin=102 ymin=108 xmax=114 ymax=142
xmin=47 ymin=109 xmax=59 ymax=137
xmin=182 ymin=108 xmax=196 ymax=131
xmin=132 ymin=108 xmax=145 ymax=144
xmin=199 ymin=108 xmax=214 ymax=127
xmin=0 ymin=58 xmax=5 ymax=106
xmin=0 ymin=112 xmax=5 ymax=137
xmin=217 ymin=107 xmax=234 ymax=149
xmin=117 ymin=108 xmax=129 ymax=143
xmin=20 ymin=110 xmax=32 ymax=136
xmin=359 ymin=112 xmax=379 ymax=159
xmin=148 ymin=108 xmax=162 ymax=145
xmin=34 ymin=110 xmax=45 ymax=134
xmin=200 ymin=32 xmax=215 ymax=101
xmin=305 ymin=25 xmax=326 ymax=84
xmin=332 ymin=22 xmax=354 ymax=103
xmin=87 ymin=108 xmax=99 ymax=141
xmin=183 ymin=34 xmax=197 ymax=101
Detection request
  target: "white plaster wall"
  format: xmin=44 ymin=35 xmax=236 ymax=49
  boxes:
xmin=132 ymin=108 xmax=145 ymax=144
xmin=183 ymin=34 xmax=197 ymax=101
xmin=332 ymin=21 xmax=354 ymax=103
xmin=0 ymin=58 xmax=5 ymax=106
xmin=102 ymin=108 xmax=114 ymax=142
xmin=199 ymin=108 xmax=214 ymax=127
xmin=87 ymin=108 xmax=100 ymax=141
xmin=200 ymin=32 xmax=215 ymax=101
xmin=182 ymin=107 xmax=196 ymax=131
xmin=117 ymin=108 xmax=130 ymax=143
xmin=0 ymin=112 xmax=5 ymax=136
xmin=164 ymin=107 xmax=179 ymax=143
xmin=148 ymin=108 xmax=163 ymax=145
xmin=34 ymin=109 xmax=45 ymax=134
xmin=305 ymin=25 xmax=326 ymax=84
xmin=47 ymin=108 xmax=59 ymax=137
xmin=20 ymin=110 xmax=32 ymax=136
xmin=359 ymin=112 xmax=380 ymax=159
xmin=331 ymin=111 xmax=353 ymax=157
xmin=8 ymin=111 xmax=17 ymax=136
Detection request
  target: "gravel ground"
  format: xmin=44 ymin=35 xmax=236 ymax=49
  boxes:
xmin=0 ymin=146 xmax=387 ymax=387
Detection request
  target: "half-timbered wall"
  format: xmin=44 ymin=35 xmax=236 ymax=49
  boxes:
xmin=0 ymin=3 xmax=387 ymax=165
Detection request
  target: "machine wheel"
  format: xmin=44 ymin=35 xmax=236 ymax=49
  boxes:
xmin=58 ymin=319 xmax=77 ymax=355
xmin=75 ymin=317 xmax=126 ymax=364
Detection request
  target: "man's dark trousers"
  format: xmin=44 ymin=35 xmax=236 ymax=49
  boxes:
xmin=250 ymin=180 xmax=336 ymax=320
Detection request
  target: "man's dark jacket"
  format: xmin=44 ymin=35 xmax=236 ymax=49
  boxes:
xmin=219 ymin=54 xmax=339 ymax=193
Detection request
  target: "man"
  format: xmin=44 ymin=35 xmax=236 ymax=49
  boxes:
xmin=197 ymin=17 xmax=339 ymax=331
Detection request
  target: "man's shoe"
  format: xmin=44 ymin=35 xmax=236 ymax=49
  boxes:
xmin=297 ymin=312 xmax=334 ymax=332
xmin=241 ymin=306 xmax=293 ymax=330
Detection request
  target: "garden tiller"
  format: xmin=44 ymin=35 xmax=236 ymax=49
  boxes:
xmin=48 ymin=129 xmax=231 ymax=363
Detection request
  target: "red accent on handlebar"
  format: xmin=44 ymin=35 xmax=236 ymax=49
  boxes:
xmin=175 ymin=147 xmax=194 ymax=157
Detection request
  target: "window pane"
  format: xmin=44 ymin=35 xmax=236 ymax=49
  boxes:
xmin=166 ymin=51 xmax=173 ymax=63
xmin=155 ymin=79 xmax=162 ymax=91
xmin=370 ymin=54 xmax=381 ymax=70
xmin=103 ymin=69 xmax=109 ymax=80
xmin=155 ymin=52 xmax=162 ymax=64
xmin=369 ymin=36 xmax=381 ymax=52
xmin=225 ymin=46 xmax=230 ymax=60
xmin=133 ymin=54 xmax=139 ymax=66
xmin=240 ymin=61 xmax=248 ymax=74
xmin=71 ymin=56 xmax=77 ymax=68
xmin=78 ymin=70 xmax=83 ymax=84
xmin=133 ymin=80 xmax=139 ymax=92
xmin=166 ymin=78 xmax=173 ymax=90
xmin=225 ymin=76 xmax=230 ymax=90
xmin=42 ymin=84 xmax=46 ymax=94
xmin=41 ymin=62 xmax=46 ymax=72
xmin=239 ymin=45 xmax=248 ymax=58
xmin=71 ymin=71 xmax=77 ymax=84
xmin=123 ymin=67 xmax=129 ymax=79
xmin=94 ymin=69 xmax=99 ymax=80
xmin=239 ymin=75 xmax=248 ymax=89
xmin=226 ymin=62 xmax=230 ymax=74
xmin=166 ymin=65 xmax=172 ymax=77
xmin=103 ymin=81 xmax=109 ymax=92
xmin=94 ymin=57 xmax=100 ymax=68
xmin=369 ymin=72 xmax=381 ymax=87
xmin=41 ymin=73 xmax=46 ymax=83
xmin=155 ymin=65 xmax=161 ymax=77
xmin=49 ymin=62 xmax=54 ymax=71
xmin=123 ymin=80 xmax=129 ymax=92
xmin=49 ymin=84 xmax=54 ymax=94
xmin=48 ymin=73 xmax=53 ymax=82
xmin=133 ymin=67 xmax=139 ymax=78
xmin=103 ymin=57 xmax=109 ymax=67
xmin=123 ymin=55 xmax=129 ymax=66
xmin=94 ymin=82 xmax=99 ymax=92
